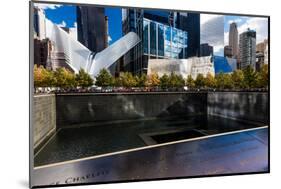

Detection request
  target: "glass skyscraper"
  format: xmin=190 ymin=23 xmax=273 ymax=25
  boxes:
xmin=143 ymin=18 xmax=188 ymax=59
xmin=77 ymin=6 xmax=107 ymax=53
xmin=122 ymin=9 xmax=199 ymax=75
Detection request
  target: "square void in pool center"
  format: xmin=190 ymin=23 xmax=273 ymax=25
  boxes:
xmin=139 ymin=129 xmax=207 ymax=145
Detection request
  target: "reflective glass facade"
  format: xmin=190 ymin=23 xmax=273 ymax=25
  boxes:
xmin=213 ymin=56 xmax=237 ymax=74
xmin=143 ymin=18 xmax=188 ymax=59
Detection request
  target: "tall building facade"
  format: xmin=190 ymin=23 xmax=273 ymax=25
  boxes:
xmin=229 ymin=22 xmax=238 ymax=58
xmin=122 ymin=9 xmax=200 ymax=75
xmin=175 ymin=12 xmax=200 ymax=57
xmin=239 ymin=29 xmax=256 ymax=70
xmin=34 ymin=7 xmax=46 ymax=40
xmin=256 ymin=39 xmax=268 ymax=71
xmin=77 ymin=6 xmax=107 ymax=53
xmin=224 ymin=45 xmax=232 ymax=58
xmin=34 ymin=38 xmax=52 ymax=68
xmin=200 ymin=43 xmax=213 ymax=57
xmin=264 ymin=42 xmax=268 ymax=65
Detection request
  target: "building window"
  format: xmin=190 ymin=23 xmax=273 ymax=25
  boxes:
xmin=143 ymin=20 xmax=149 ymax=54
xmin=150 ymin=21 xmax=157 ymax=55
xmin=158 ymin=24 xmax=164 ymax=57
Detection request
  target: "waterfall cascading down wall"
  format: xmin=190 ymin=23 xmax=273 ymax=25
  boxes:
xmin=55 ymin=92 xmax=207 ymax=128
xmin=207 ymin=92 xmax=268 ymax=124
xmin=32 ymin=92 xmax=269 ymax=148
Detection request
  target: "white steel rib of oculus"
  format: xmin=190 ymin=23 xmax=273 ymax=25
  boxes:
xmin=45 ymin=19 xmax=141 ymax=78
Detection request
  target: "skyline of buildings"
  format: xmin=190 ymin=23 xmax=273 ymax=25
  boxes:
xmin=33 ymin=3 xmax=269 ymax=80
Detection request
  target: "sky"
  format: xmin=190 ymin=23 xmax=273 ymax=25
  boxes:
xmin=35 ymin=3 xmax=268 ymax=56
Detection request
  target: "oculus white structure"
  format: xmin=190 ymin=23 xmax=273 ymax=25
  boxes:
xmin=35 ymin=8 xmax=141 ymax=79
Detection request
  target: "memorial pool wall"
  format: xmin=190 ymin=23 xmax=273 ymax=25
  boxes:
xmin=32 ymin=92 xmax=268 ymax=147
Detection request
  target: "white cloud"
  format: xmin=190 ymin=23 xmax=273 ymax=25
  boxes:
xmin=228 ymin=18 xmax=243 ymax=24
xmin=73 ymin=22 xmax=77 ymax=28
xmin=35 ymin=4 xmax=62 ymax=10
xmin=224 ymin=31 xmax=229 ymax=46
xmin=201 ymin=14 xmax=224 ymax=56
xmin=237 ymin=17 xmax=268 ymax=43
xmin=214 ymin=45 xmax=224 ymax=56
xmin=57 ymin=21 xmax=66 ymax=27
xmin=108 ymin=35 xmax=112 ymax=43
xmin=200 ymin=14 xmax=222 ymax=25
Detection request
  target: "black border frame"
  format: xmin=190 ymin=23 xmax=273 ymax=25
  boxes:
xmin=29 ymin=0 xmax=270 ymax=188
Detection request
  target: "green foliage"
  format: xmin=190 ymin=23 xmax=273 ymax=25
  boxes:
xmin=243 ymin=66 xmax=258 ymax=88
xmin=76 ymin=69 xmax=93 ymax=88
xmin=205 ymin=73 xmax=216 ymax=88
xmin=34 ymin=65 xmax=56 ymax=87
xmin=231 ymin=70 xmax=245 ymax=89
xmin=54 ymin=67 xmax=76 ymax=88
xmin=34 ymin=64 xmax=269 ymax=91
xmin=135 ymin=73 xmax=148 ymax=87
xmin=160 ymin=74 xmax=170 ymax=88
xmin=186 ymin=75 xmax=195 ymax=89
xmin=95 ymin=68 xmax=114 ymax=87
xmin=34 ymin=65 xmax=94 ymax=88
xmin=168 ymin=72 xmax=185 ymax=88
xmin=116 ymin=72 xmax=137 ymax=87
xmin=215 ymin=72 xmax=233 ymax=89
xmin=256 ymin=64 xmax=269 ymax=88
xmin=195 ymin=74 xmax=205 ymax=88
xmin=147 ymin=72 xmax=160 ymax=87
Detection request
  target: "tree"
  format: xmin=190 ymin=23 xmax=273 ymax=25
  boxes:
xmin=95 ymin=68 xmax=113 ymax=87
xmin=34 ymin=65 xmax=56 ymax=87
xmin=215 ymin=72 xmax=233 ymax=89
xmin=168 ymin=72 xmax=185 ymax=88
xmin=43 ymin=68 xmax=56 ymax=87
xmin=34 ymin=65 xmax=44 ymax=87
xmin=205 ymin=73 xmax=216 ymax=88
xmin=231 ymin=70 xmax=245 ymax=89
xmin=243 ymin=66 xmax=258 ymax=88
xmin=76 ymin=69 xmax=93 ymax=88
xmin=115 ymin=72 xmax=137 ymax=87
xmin=113 ymin=76 xmax=122 ymax=87
xmin=195 ymin=74 xmax=205 ymax=88
xmin=223 ymin=74 xmax=233 ymax=89
xmin=54 ymin=67 xmax=76 ymax=88
xmin=186 ymin=75 xmax=195 ymax=89
xmin=147 ymin=72 xmax=160 ymax=87
xmin=257 ymin=64 xmax=268 ymax=88
xmin=135 ymin=73 xmax=147 ymax=87
xmin=176 ymin=74 xmax=185 ymax=88
xmin=160 ymin=74 xmax=170 ymax=89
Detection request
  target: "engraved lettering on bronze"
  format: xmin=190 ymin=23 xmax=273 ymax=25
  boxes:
xmin=64 ymin=170 xmax=109 ymax=184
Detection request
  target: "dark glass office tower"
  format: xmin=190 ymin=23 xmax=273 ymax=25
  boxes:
xmin=175 ymin=12 xmax=200 ymax=57
xmin=200 ymin=43 xmax=213 ymax=57
xmin=122 ymin=9 xmax=144 ymax=74
xmin=77 ymin=6 xmax=106 ymax=53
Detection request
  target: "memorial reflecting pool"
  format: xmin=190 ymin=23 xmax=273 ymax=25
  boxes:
xmin=34 ymin=115 xmax=265 ymax=167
